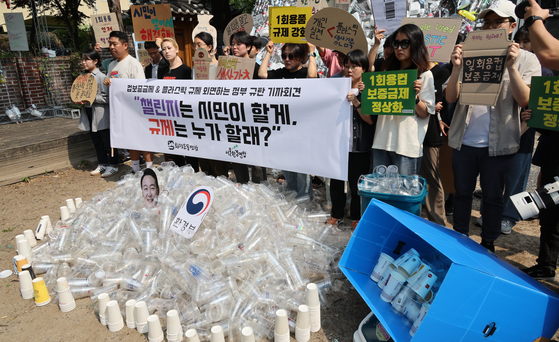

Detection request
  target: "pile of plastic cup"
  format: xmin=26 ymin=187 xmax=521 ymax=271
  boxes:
xmin=16 ymin=162 xmax=352 ymax=340
xmin=358 ymin=165 xmax=424 ymax=196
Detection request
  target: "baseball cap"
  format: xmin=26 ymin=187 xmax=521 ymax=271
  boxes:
xmin=478 ymin=0 xmax=518 ymax=22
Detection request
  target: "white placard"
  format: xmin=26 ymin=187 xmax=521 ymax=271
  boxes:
xmin=170 ymin=187 xmax=214 ymax=239
xmin=109 ymin=78 xmax=352 ymax=180
xmin=370 ymin=0 xmax=406 ymax=35
xmin=4 ymin=13 xmax=29 ymax=51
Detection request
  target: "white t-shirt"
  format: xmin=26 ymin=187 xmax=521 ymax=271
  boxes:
xmin=107 ymin=55 xmax=145 ymax=80
xmin=462 ymin=105 xmax=490 ymax=148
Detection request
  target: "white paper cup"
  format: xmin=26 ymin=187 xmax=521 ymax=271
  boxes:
xmin=126 ymin=299 xmax=136 ymax=328
xmin=135 ymin=301 xmax=149 ymax=333
xmin=57 ymin=277 xmax=70 ymax=292
xmin=185 ymin=328 xmax=200 ymax=342
xmin=75 ymin=198 xmax=83 ymax=208
xmin=380 ymin=270 xmax=407 ymax=302
xmin=35 ymin=217 xmax=47 ymax=240
xmin=275 ymin=309 xmax=289 ymax=336
xmin=410 ymin=303 xmax=430 ymax=337
xmin=23 ymin=230 xmax=37 ymax=247
xmin=66 ymin=199 xmax=76 ymax=214
xmin=378 ymin=263 xmax=396 ymax=290
xmin=18 ymin=270 xmax=34 ymax=299
xmin=241 ymin=326 xmax=255 ymax=342
xmin=397 ymin=255 xmax=421 ymax=279
xmin=60 ymin=206 xmax=70 ymax=221
xmin=407 ymin=262 xmax=431 ymax=286
xmin=295 ymin=305 xmax=310 ymax=342
xmin=167 ymin=309 xmax=181 ymax=335
xmin=16 ymin=239 xmax=33 ymax=264
xmin=210 ymin=325 xmax=225 ymax=342
xmin=391 ymin=284 xmax=413 ymax=314
xmin=370 ymin=252 xmax=395 ymax=282
xmin=411 ymin=270 xmax=438 ymax=299
xmin=98 ymin=293 xmax=110 ymax=325
xmin=306 ymin=283 xmax=320 ymax=307
xmin=21 ymin=264 xmax=35 ymax=279
xmin=107 ymin=300 xmax=124 ymax=332
xmin=58 ymin=288 xmax=76 ymax=312
xmin=15 ymin=234 xmax=26 ymax=245
xmin=403 ymin=297 xmax=422 ymax=323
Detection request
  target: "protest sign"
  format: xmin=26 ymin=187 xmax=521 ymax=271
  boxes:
xmin=193 ymin=48 xmax=212 ymax=80
xmin=528 ymin=76 xmax=559 ymax=132
xmin=361 ymin=70 xmax=417 ymax=116
xmin=170 ymin=187 xmax=214 ymax=239
xmin=131 ymin=4 xmax=175 ymax=42
xmin=4 ymin=13 xmax=29 ymax=51
xmin=71 ymin=74 xmax=98 ymax=104
xmin=400 ymin=18 xmax=461 ymax=62
xmin=297 ymin=0 xmax=329 ymax=14
xmin=91 ymin=13 xmax=119 ymax=48
xmin=137 ymin=49 xmax=152 ymax=68
xmin=224 ymin=14 xmax=254 ymax=47
xmin=371 ymin=0 xmax=406 ymax=35
xmin=305 ymin=7 xmax=368 ymax=55
xmin=109 ymin=78 xmax=352 ymax=180
xmin=459 ymin=28 xmax=509 ymax=107
xmin=216 ymin=56 xmax=255 ymax=80
xmin=269 ymin=6 xmax=312 ymax=44
xmin=192 ymin=14 xmax=217 ymax=52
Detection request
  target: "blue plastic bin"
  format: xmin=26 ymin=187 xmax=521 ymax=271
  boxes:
xmin=358 ymin=175 xmax=427 ymax=216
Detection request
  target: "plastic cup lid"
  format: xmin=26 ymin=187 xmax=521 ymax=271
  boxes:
xmin=0 ymin=270 xmax=13 ymax=278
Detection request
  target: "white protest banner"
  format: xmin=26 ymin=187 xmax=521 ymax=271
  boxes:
xmin=110 ymin=78 xmax=351 ymax=180
xmin=170 ymin=187 xmax=214 ymax=239
xmin=4 ymin=13 xmax=29 ymax=51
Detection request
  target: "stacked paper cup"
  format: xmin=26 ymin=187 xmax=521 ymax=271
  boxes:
xmin=35 ymin=215 xmax=52 ymax=240
xmin=185 ymin=328 xmax=201 ymax=342
xmin=98 ymin=293 xmax=110 ymax=325
xmin=57 ymin=277 xmax=76 ymax=312
xmin=106 ymin=300 xmax=124 ymax=332
xmin=23 ymin=229 xmax=37 ymax=247
xmin=166 ymin=310 xmax=183 ymax=342
xmin=147 ymin=314 xmax=164 ymax=342
xmin=125 ymin=299 xmax=136 ymax=328
xmin=306 ymin=283 xmax=321 ymax=332
xmin=18 ymin=270 xmax=34 ymax=299
xmin=241 ymin=327 xmax=256 ymax=342
xmin=274 ymin=309 xmax=290 ymax=342
xmin=135 ymin=301 xmax=149 ymax=333
xmin=16 ymin=238 xmax=33 ymax=264
xmin=295 ymin=305 xmax=310 ymax=342
xmin=32 ymin=277 xmax=51 ymax=306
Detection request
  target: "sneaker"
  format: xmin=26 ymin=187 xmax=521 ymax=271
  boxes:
xmin=501 ymin=220 xmax=514 ymax=235
xmin=475 ymin=217 xmax=483 ymax=227
xmin=523 ymin=265 xmax=556 ymax=280
xmin=101 ymin=166 xmax=119 ymax=178
xmin=139 ymin=155 xmax=146 ymax=166
xmin=121 ymin=150 xmax=131 ymax=162
xmin=327 ymin=217 xmax=344 ymax=226
xmin=480 ymin=239 xmax=495 ymax=253
xmin=351 ymin=220 xmax=359 ymax=230
xmin=90 ymin=165 xmax=106 ymax=176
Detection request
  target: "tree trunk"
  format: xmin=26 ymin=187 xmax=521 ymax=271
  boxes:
xmin=107 ymin=0 xmax=125 ymax=33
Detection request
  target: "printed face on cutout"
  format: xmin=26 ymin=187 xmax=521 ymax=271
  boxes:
xmin=142 ymin=175 xmax=159 ymax=208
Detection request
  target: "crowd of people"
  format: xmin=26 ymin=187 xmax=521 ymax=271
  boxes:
xmin=75 ymin=0 xmax=559 ymax=279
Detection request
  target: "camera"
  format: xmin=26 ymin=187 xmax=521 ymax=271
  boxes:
xmin=511 ymin=176 xmax=559 ymax=220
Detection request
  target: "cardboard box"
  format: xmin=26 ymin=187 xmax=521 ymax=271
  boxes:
xmin=340 ymin=199 xmax=559 ymax=341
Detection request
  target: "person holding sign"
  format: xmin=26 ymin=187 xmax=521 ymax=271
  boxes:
xmin=193 ymin=32 xmax=218 ymax=80
xmin=445 ymin=1 xmax=541 ymax=252
xmin=371 ymin=23 xmax=435 ymax=176
xmin=77 ymin=49 xmax=119 ymax=178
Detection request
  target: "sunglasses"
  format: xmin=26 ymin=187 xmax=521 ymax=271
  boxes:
xmin=392 ymin=39 xmax=410 ymax=49
xmin=281 ymin=53 xmax=295 ymax=60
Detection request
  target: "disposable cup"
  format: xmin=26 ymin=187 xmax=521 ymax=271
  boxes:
xmin=16 ymin=239 xmax=33 ymax=264
xmin=378 ymin=263 xmax=396 ymax=290
xmin=380 ymin=270 xmax=407 ymax=302
xmin=126 ymin=299 xmax=136 ymax=328
xmin=58 ymin=288 xmax=76 ymax=312
xmin=23 ymin=230 xmax=37 ymax=247
xmin=75 ymin=198 xmax=83 ymax=208
xmin=166 ymin=309 xmax=181 ymax=335
xmin=15 ymin=234 xmax=26 ymax=245
xmin=411 ymin=270 xmax=438 ymax=299
xmin=98 ymin=293 xmax=110 ymax=325
xmin=403 ymin=297 xmax=422 ymax=324
xmin=275 ymin=309 xmax=289 ymax=336
xmin=32 ymin=277 xmax=51 ymax=306
xmin=410 ymin=303 xmax=430 ymax=337
xmin=66 ymin=199 xmax=76 ymax=214
xmin=393 ymin=248 xmax=420 ymax=268
xmin=306 ymin=283 xmax=320 ymax=307
xmin=18 ymin=270 xmax=34 ymax=299
xmin=185 ymin=328 xmax=201 ymax=342
xmin=307 ymin=304 xmax=320 ymax=333
xmin=407 ymin=262 xmax=431 ymax=286
xmin=107 ymin=300 xmax=124 ymax=332
xmin=295 ymin=305 xmax=310 ymax=342
xmin=135 ymin=301 xmax=150 ymax=333
xmin=370 ymin=252 xmax=394 ymax=282
xmin=56 ymin=277 xmax=71 ymax=292
xmin=60 ymin=206 xmax=70 ymax=221
xmin=210 ymin=325 xmax=225 ymax=342
xmin=21 ymin=264 xmax=35 ymax=279
xmin=14 ymin=255 xmax=28 ymax=274
xmin=42 ymin=215 xmax=53 ymax=234
xmin=241 ymin=326 xmax=256 ymax=342
xmin=391 ymin=284 xmax=413 ymax=314
xmin=397 ymin=255 xmax=421 ymax=279
xmin=35 ymin=217 xmax=47 ymax=240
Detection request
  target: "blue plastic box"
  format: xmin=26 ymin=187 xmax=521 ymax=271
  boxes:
xmin=358 ymin=176 xmax=427 ymax=216
xmin=340 ymin=199 xmax=559 ymax=342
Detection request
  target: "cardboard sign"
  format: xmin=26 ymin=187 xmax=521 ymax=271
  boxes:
xmin=170 ymin=187 xmax=214 ymax=239
xmin=4 ymin=13 xmax=29 ymax=51
xmin=305 ymin=7 xmax=368 ymax=55
xmin=193 ymin=48 xmax=212 ymax=80
xmin=192 ymin=14 xmax=217 ymax=52
xmin=459 ymin=28 xmax=509 ymax=107
xmin=528 ymin=76 xmax=559 ymax=132
xmin=269 ymin=6 xmax=312 ymax=44
xmin=400 ymin=18 xmax=462 ymax=63
xmin=71 ymin=74 xmax=98 ymax=104
xmin=131 ymin=4 xmax=175 ymax=42
xmin=297 ymin=0 xmax=329 ymax=14
xmin=216 ymin=56 xmax=255 ymax=80
xmin=137 ymin=49 xmax=152 ymax=68
xmin=91 ymin=13 xmax=119 ymax=48
xmin=362 ymin=70 xmax=417 ymax=116
xmin=224 ymin=14 xmax=254 ymax=47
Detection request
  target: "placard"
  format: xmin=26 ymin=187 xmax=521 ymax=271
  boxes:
xmin=71 ymin=74 xmax=98 ymax=104
xmin=361 ymin=70 xmax=417 ymax=116
xmin=305 ymin=7 xmax=368 ymax=55
xmin=459 ymin=28 xmax=509 ymax=107
xmin=109 ymin=78 xmax=352 ymax=180
xmin=193 ymin=48 xmax=212 ymax=80
xmin=400 ymin=18 xmax=461 ymax=63
xmin=371 ymin=0 xmax=406 ymax=35
xmin=170 ymin=187 xmax=214 ymax=239
xmin=224 ymin=14 xmax=254 ymax=47
xmin=527 ymin=76 xmax=559 ymax=132
xmin=297 ymin=0 xmax=329 ymax=14
xmin=131 ymin=4 xmax=175 ymax=42
xmin=4 ymin=13 xmax=29 ymax=51
xmin=91 ymin=13 xmax=119 ymax=48
xmin=137 ymin=49 xmax=152 ymax=68
xmin=216 ymin=56 xmax=255 ymax=80
xmin=192 ymin=14 xmax=217 ymax=51
xmin=269 ymin=6 xmax=312 ymax=44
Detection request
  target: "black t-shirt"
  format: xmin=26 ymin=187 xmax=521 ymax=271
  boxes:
xmin=267 ymin=67 xmax=308 ymax=79
xmin=158 ymin=64 xmax=192 ymax=80
xmin=373 ymin=58 xmax=385 ymax=72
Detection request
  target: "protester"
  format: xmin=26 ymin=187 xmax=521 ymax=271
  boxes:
xmin=371 ymin=23 xmax=435 ymax=176
xmin=367 ymin=26 xmax=390 ymax=72
xmin=522 ymin=0 xmax=559 ymax=70
xmin=144 ymin=41 xmax=167 ymax=80
xmin=103 ymin=31 xmax=153 ymax=173
xmin=76 ymin=49 xmax=119 ymax=178
xmin=327 ymin=50 xmax=376 ymax=230
xmin=445 ymin=1 xmax=541 ymax=252
xmin=317 ymin=46 xmax=344 ymax=78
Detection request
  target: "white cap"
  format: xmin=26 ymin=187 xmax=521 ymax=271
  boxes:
xmin=478 ymin=0 xmax=518 ymax=23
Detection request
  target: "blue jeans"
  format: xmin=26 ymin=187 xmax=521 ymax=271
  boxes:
xmin=283 ymin=171 xmax=312 ymax=199
xmin=372 ymin=149 xmax=421 ymax=176
xmin=502 ymin=152 xmax=532 ymax=224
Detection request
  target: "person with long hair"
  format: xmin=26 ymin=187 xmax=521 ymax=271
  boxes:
xmin=371 ymin=23 xmax=435 ymax=176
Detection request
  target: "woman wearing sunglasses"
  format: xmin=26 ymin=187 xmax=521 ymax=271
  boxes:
xmin=372 ymin=23 xmax=435 ymax=176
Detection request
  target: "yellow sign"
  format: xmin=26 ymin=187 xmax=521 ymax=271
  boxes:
xmin=269 ymin=6 xmax=312 ymax=44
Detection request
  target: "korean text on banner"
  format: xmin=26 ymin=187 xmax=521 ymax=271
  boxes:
xmin=4 ymin=13 xmax=29 ymax=51
xmin=400 ymin=18 xmax=461 ymax=63
xmin=92 ymin=13 xmax=119 ymax=48
xmin=109 ymin=78 xmax=352 ymax=180
xmin=528 ymin=76 xmax=559 ymax=132
xmin=361 ymin=70 xmax=417 ymax=116
xmin=269 ymin=6 xmax=312 ymax=44
xmin=131 ymin=4 xmax=175 ymax=42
